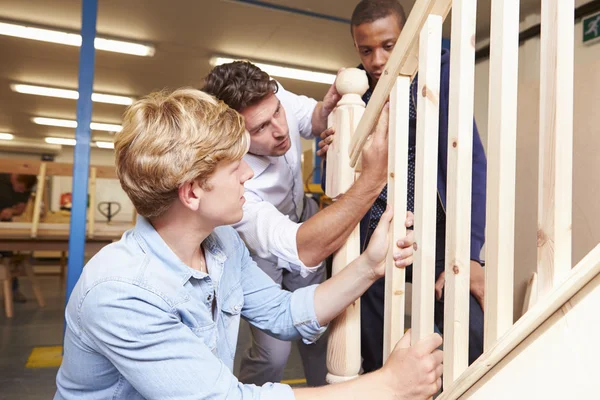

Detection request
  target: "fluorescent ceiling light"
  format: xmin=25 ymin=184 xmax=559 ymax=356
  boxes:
xmin=0 ymin=21 xmax=154 ymax=57
xmin=95 ymin=141 xmax=114 ymax=149
xmin=11 ymin=83 xmax=133 ymax=105
xmin=90 ymin=122 xmax=122 ymax=132
xmin=45 ymin=137 xmax=76 ymax=146
xmin=32 ymin=117 xmax=122 ymax=132
xmin=0 ymin=132 xmax=14 ymax=140
xmin=212 ymin=57 xmax=336 ymax=85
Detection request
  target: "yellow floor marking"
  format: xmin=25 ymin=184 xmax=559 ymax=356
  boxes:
xmin=26 ymin=346 xmax=63 ymax=368
xmin=281 ymin=378 xmax=307 ymax=385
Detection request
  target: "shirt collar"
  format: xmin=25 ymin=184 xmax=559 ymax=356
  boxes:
xmin=132 ymin=216 xmax=228 ymax=284
xmin=244 ymin=152 xmax=278 ymax=177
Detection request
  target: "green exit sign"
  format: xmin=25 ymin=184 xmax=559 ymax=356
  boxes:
xmin=583 ymin=13 xmax=600 ymax=43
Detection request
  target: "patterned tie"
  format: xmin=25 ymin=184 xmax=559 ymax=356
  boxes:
xmin=368 ymin=83 xmax=445 ymax=230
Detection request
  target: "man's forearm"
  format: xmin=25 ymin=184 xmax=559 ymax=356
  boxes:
xmin=294 ymin=370 xmax=392 ymax=400
xmin=297 ymin=175 xmax=384 ymax=266
xmin=313 ymin=253 xmax=376 ymax=325
xmin=311 ymin=102 xmax=328 ymax=136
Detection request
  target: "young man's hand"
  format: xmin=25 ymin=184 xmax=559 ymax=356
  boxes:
xmin=363 ymin=208 xmax=416 ymax=280
xmin=359 ymin=103 xmax=389 ymax=189
xmin=321 ymin=70 xmax=343 ymax=116
xmin=379 ymin=330 xmax=443 ymax=399
xmin=316 ymin=126 xmax=335 ymax=158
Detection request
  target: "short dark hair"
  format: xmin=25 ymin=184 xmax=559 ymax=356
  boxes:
xmin=350 ymin=0 xmax=407 ymax=34
xmin=202 ymin=61 xmax=278 ymax=111
xmin=15 ymin=174 xmax=37 ymax=190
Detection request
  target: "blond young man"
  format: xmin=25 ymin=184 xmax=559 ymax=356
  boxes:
xmin=54 ymin=88 xmax=442 ymax=399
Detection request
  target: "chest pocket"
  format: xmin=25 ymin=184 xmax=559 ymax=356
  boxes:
xmin=220 ymin=284 xmax=244 ymax=359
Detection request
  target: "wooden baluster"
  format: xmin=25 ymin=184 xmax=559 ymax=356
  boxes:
xmin=383 ymin=76 xmax=410 ymax=362
xmin=483 ymin=0 xmax=520 ymax=351
xmin=537 ymin=0 xmax=574 ymax=298
xmin=326 ymin=68 xmax=368 ymax=383
xmin=412 ymin=15 xmax=442 ymax=356
xmin=443 ymin=0 xmax=477 ymax=387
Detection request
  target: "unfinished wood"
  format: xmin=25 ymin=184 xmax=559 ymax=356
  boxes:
xmin=23 ymin=261 xmax=45 ymax=307
xmin=0 ymin=158 xmax=117 ymax=179
xmin=88 ymin=167 xmax=97 ymax=238
xmin=325 ymin=112 xmax=336 ymax=198
xmin=483 ymin=0 xmax=520 ymax=352
xmin=443 ymin=0 xmax=477 ymax=387
xmin=382 ymin=76 xmax=410 ymax=362
xmin=324 ymin=68 xmax=368 ymax=199
xmin=438 ymin=244 xmax=600 ymax=399
xmin=0 ymin=222 xmax=129 ymax=241
xmin=537 ymin=0 xmax=574 ymax=298
xmin=326 ymin=222 xmax=362 ymax=383
xmin=522 ymin=272 xmax=538 ymax=316
xmin=326 ymin=70 xmax=366 ymax=382
xmin=411 ymin=15 xmax=442 ymax=348
xmin=0 ymin=258 xmax=13 ymax=318
xmin=348 ymin=0 xmax=452 ymax=167
xmin=31 ymin=163 xmax=47 ymax=238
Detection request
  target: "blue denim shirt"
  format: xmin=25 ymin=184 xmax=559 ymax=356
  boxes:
xmin=55 ymin=216 xmax=326 ymax=399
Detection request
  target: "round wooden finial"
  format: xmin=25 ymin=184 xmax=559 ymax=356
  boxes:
xmin=336 ymin=68 xmax=369 ymax=96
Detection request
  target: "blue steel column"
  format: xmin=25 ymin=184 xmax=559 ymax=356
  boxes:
xmin=65 ymin=0 xmax=98 ymax=304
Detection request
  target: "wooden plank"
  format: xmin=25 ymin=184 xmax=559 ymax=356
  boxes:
xmin=483 ymin=0 xmax=520 ymax=352
xmin=442 ymin=0 xmax=477 ymax=387
xmin=438 ymin=244 xmax=600 ymax=399
xmin=465 ymin=272 xmax=600 ymax=399
xmin=521 ymin=272 xmax=538 ymax=316
xmin=0 ymin=158 xmax=116 ymax=179
xmin=537 ymin=0 xmax=574 ymax=298
xmin=411 ymin=15 xmax=442 ymax=349
xmin=30 ymin=163 xmax=47 ymax=238
xmin=348 ymin=0 xmax=453 ymax=167
xmin=88 ymin=167 xmax=97 ymax=238
xmin=383 ymin=76 xmax=410 ymax=362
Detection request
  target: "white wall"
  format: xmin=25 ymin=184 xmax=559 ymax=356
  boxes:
xmin=474 ymin=15 xmax=600 ymax=319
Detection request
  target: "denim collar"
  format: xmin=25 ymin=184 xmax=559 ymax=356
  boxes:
xmin=133 ymin=216 xmax=228 ymax=285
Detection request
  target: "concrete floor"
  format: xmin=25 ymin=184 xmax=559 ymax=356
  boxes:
xmin=0 ymin=272 xmax=307 ymax=399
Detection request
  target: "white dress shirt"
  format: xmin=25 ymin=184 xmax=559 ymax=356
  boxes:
xmin=233 ymin=83 xmax=321 ymax=277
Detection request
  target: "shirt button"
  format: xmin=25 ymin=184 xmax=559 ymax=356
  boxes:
xmin=207 ymin=294 xmax=212 ymax=302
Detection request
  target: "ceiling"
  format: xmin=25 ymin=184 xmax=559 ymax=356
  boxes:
xmin=0 ymin=0 xmax=542 ymax=147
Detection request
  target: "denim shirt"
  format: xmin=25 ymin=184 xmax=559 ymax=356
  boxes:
xmin=55 ymin=217 xmax=326 ymax=399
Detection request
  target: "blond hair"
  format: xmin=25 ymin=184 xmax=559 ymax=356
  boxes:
xmin=114 ymin=88 xmax=248 ymax=219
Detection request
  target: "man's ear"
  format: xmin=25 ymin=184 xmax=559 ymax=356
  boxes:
xmin=178 ymin=180 xmax=203 ymax=212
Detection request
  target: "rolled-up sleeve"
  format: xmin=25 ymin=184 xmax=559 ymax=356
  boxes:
xmin=234 ymin=190 xmax=321 ymax=276
xmin=236 ymin=233 xmax=327 ymax=344
xmin=77 ymin=281 xmax=297 ymax=400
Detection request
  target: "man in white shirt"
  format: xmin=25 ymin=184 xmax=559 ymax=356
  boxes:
xmin=203 ymin=61 xmax=414 ymax=386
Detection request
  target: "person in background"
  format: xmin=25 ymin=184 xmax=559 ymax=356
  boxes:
xmin=0 ymin=173 xmax=37 ymax=303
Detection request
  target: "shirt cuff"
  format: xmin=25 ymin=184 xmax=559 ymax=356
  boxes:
xmin=290 ymin=284 xmax=327 ymax=344
xmin=259 ymin=383 xmax=295 ymax=400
